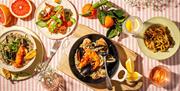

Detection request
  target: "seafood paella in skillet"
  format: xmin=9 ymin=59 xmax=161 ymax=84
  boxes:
xmin=69 ymin=34 xmax=119 ymax=83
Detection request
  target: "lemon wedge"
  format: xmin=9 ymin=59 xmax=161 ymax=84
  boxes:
xmin=125 ymin=58 xmax=142 ymax=82
xmin=25 ymin=50 xmax=36 ymax=60
xmin=127 ymin=72 xmax=142 ymax=82
xmin=125 ymin=58 xmax=134 ymax=73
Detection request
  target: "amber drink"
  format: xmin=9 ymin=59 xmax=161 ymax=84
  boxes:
xmin=149 ymin=65 xmax=170 ymax=87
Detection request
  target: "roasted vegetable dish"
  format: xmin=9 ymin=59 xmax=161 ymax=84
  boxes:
xmin=144 ymin=24 xmax=175 ymax=52
xmin=0 ymin=33 xmax=36 ymax=68
xmin=75 ymin=38 xmax=116 ymax=79
xmin=36 ymin=3 xmax=76 ymax=34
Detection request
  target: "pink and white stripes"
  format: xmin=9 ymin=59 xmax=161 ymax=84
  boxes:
xmin=0 ymin=0 xmax=180 ymax=91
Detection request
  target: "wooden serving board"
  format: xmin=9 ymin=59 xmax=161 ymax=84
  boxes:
xmin=57 ymin=24 xmax=143 ymax=91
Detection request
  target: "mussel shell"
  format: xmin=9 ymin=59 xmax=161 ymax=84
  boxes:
xmin=76 ymin=48 xmax=84 ymax=61
xmin=91 ymin=45 xmax=108 ymax=52
xmin=80 ymin=64 xmax=93 ymax=76
xmin=106 ymin=54 xmax=116 ymax=63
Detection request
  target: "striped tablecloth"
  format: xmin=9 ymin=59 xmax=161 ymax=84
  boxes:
xmin=0 ymin=0 xmax=180 ymax=91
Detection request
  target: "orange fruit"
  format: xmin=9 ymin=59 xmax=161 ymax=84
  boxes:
xmin=25 ymin=50 xmax=36 ymax=60
xmin=10 ymin=0 xmax=32 ymax=18
xmin=82 ymin=3 xmax=97 ymax=19
xmin=104 ymin=16 xmax=114 ymax=28
xmin=54 ymin=0 xmax=61 ymax=4
xmin=0 ymin=4 xmax=12 ymax=26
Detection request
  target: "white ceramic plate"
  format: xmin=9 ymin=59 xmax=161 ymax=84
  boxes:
xmin=0 ymin=26 xmax=37 ymax=72
xmin=137 ymin=17 xmax=180 ymax=60
xmin=35 ymin=0 xmax=78 ymax=40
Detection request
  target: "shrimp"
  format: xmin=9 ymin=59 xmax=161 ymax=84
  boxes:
xmin=78 ymin=48 xmax=100 ymax=71
xmin=13 ymin=45 xmax=26 ymax=68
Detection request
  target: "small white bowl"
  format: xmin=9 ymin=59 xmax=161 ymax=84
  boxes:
xmin=0 ymin=26 xmax=37 ymax=72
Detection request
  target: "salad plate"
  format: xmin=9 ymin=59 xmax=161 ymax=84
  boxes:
xmin=35 ymin=0 xmax=78 ymax=40
xmin=0 ymin=26 xmax=36 ymax=72
xmin=0 ymin=26 xmax=45 ymax=80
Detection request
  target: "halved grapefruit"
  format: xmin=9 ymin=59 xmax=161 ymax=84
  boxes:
xmin=0 ymin=4 xmax=12 ymax=25
xmin=10 ymin=0 xmax=32 ymax=18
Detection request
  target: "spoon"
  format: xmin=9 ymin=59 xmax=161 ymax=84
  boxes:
xmin=132 ymin=34 xmax=145 ymax=39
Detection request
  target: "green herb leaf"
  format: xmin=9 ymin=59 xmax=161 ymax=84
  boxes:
xmin=51 ymin=15 xmax=62 ymax=24
xmin=106 ymin=1 xmax=112 ymax=7
xmin=36 ymin=20 xmax=47 ymax=28
xmin=93 ymin=0 xmax=108 ymax=9
xmin=97 ymin=10 xmax=106 ymax=25
xmin=117 ymin=16 xmax=126 ymax=23
xmin=115 ymin=24 xmax=122 ymax=32
xmin=54 ymin=6 xmax=61 ymax=11
xmin=70 ymin=18 xmax=76 ymax=24
xmin=106 ymin=24 xmax=123 ymax=38
xmin=107 ymin=10 xmax=116 ymax=18
xmin=106 ymin=26 xmax=118 ymax=38
xmin=112 ymin=10 xmax=124 ymax=19
xmin=49 ymin=22 xmax=57 ymax=32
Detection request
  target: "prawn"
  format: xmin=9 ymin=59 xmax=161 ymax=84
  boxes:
xmin=13 ymin=45 xmax=26 ymax=68
xmin=78 ymin=48 xmax=100 ymax=71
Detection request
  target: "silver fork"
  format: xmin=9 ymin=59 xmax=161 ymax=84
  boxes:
xmin=101 ymin=52 xmax=113 ymax=90
xmin=34 ymin=40 xmax=61 ymax=73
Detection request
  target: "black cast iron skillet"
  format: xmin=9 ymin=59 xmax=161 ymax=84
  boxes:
xmin=69 ymin=34 xmax=119 ymax=83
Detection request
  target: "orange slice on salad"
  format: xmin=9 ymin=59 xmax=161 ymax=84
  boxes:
xmin=25 ymin=50 xmax=36 ymax=60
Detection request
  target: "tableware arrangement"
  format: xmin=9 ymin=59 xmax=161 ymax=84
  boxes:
xmin=0 ymin=0 xmax=180 ymax=91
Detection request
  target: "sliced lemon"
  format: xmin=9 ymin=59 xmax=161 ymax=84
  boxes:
xmin=125 ymin=58 xmax=134 ymax=73
xmin=125 ymin=19 xmax=132 ymax=32
xmin=127 ymin=72 xmax=142 ymax=82
xmin=25 ymin=50 xmax=36 ymax=60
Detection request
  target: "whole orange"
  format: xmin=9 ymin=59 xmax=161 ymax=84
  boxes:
xmin=104 ymin=16 xmax=114 ymax=28
xmin=82 ymin=3 xmax=97 ymax=19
